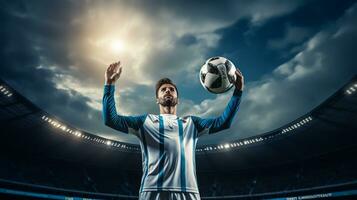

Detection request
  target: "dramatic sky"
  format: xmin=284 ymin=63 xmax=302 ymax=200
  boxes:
xmin=1 ymin=0 xmax=356 ymax=145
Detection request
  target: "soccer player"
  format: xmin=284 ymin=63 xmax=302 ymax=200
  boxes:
xmin=102 ymin=61 xmax=244 ymax=200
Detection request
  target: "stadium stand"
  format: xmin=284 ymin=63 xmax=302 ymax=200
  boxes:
xmin=0 ymin=75 xmax=356 ymax=199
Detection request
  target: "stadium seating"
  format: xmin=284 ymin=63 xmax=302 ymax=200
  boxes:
xmin=0 ymin=76 xmax=356 ymax=199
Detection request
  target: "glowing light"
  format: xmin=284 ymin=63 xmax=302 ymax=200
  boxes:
xmin=74 ymin=131 xmax=82 ymax=137
xmin=110 ymin=39 xmax=125 ymax=52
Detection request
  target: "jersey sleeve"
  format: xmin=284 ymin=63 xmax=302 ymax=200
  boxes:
xmin=102 ymin=85 xmax=146 ymax=138
xmin=191 ymin=89 xmax=243 ymax=137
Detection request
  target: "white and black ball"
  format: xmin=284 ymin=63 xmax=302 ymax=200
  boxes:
xmin=199 ymin=56 xmax=236 ymax=94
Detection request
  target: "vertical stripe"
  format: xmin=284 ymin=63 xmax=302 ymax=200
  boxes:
xmin=178 ymin=119 xmax=186 ymax=191
xmin=193 ymin=129 xmax=198 ymax=182
xmin=139 ymin=127 xmax=148 ymax=193
xmin=157 ymin=115 xmax=165 ymax=190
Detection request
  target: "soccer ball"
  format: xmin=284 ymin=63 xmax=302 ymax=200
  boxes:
xmin=199 ymin=56 xmax=236 ymax=94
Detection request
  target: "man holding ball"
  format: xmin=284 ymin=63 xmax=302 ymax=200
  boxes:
xmin=102 ymin=61 xmax=244 ymax=200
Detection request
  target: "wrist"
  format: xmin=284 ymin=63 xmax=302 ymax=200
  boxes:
xmin=233 ymin=88 xmax=243 ymax=96
xmin=105 ymin=80 xmax=114 ymax=85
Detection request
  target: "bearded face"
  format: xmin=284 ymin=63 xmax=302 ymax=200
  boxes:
xmin=158 ymin=94 xmax=178 ymax=107
xmin=157 ymin=84 xmax=178 ymax=107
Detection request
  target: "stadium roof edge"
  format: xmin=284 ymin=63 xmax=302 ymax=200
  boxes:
xmin=1 ymin=74 xmax=356 ymax=150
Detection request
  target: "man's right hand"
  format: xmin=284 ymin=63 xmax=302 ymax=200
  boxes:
xmin=105 ymin=61 xmax=122 ymax=85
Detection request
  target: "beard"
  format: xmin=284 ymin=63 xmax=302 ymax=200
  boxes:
xmin=158 ymin=96 xmax=178 ymax=107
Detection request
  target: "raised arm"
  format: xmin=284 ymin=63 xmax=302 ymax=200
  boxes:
xmin=102 ymin=61 xmax=146 ymax=137
xmin=191 ymin=69 xmax=244 ymax=136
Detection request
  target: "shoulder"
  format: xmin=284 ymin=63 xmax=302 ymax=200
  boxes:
xmin=188 ymin=115 xmax=201 ymax=122
xmin=145 ymin=114 xmax=159 ymax=123
xmin=180 ymin=116 xmax=197 ymax=124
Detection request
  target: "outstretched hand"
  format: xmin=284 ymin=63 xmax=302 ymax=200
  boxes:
xmin=105 ymin=61 xmax=122 ymax=85
xmin=234 ymin=68 xmax=244 ymax=91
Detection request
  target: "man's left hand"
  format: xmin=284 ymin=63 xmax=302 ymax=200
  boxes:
xmin=233 ymin=69 xmax=244 ymax=91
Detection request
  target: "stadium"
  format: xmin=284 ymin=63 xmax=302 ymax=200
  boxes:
xmin=0 ymin=74 xmax=356 ymax=200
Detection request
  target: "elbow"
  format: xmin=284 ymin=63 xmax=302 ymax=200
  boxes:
xmin=103 ymin=114 xmax=113 ymax=127
xmin=104 ymin=118 xmax=114 ymax=128
xmin=102 ymin=108 xmax=113 ymax=127
xmin=222 ymin=124 xmax=230 ymax=131
xmin=104 ymin=119 xmax=111 ymax=127
xmin=221 ymin=122 xmax=232 ymax=131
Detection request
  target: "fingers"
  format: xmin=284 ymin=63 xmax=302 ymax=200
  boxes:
xmin=236 ymin=68 xmax=243 ymax=76
xmin=114 ymin=61 xmax=122 ymax=73
xmin=235 ymin=69 xmax=244 ymax=79
xmin=107 ymin=61 xmax=122 ymax=73
xmin=117 ymin=65 xmax=122 ymax=75
xmin=234 ymin=68 xmax=244 ymax=91
xmin=107 ymin=64 xmax=115 ymax=73
xmin=111 ymin=67 xmax=122 ymax=80
xmin=105 ymin=61 xmax=123 ymax=84
xmin=110 ymin=72 xmax=118 ymax=80
xmin=107 ymin=61 xmax=123 ymax=80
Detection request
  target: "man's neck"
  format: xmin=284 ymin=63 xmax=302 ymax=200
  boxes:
xmin=160 ymin=106 xmax=177 ymax=115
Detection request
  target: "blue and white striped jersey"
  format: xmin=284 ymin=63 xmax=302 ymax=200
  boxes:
xmin=102 ymin=85 xmax=242 ymax=194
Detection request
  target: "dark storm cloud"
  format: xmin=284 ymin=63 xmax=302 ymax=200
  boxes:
xmin=0 ymin=1 xmax=124 ymax=140
xmin=131 ymin=0 xmax=306 ymax=83
xmin=176 ymin=34 xmax=198 ymax=46
xmin=209 ymin=0 xmax=356 ymax=82
xmin=130 ymin=0 xmax=304 ymax=26
xmin=1 ymin=1 xmax=82 ymax=67
xmin=198 ymin=2 xmax=357 ymax=144
xmin=1 ymin=0 xmax=356 ymax=145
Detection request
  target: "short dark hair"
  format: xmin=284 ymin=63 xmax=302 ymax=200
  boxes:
xmin=155 ymin=78 xmax=178 ymax=98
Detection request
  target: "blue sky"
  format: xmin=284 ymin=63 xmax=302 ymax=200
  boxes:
xmin=1 ymin=0 xmax=357 ymax=144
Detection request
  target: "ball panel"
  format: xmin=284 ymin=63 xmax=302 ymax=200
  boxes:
xmin=204 ymin=73 xmax=221 ymax=88
xmin=225 ymin=59 xmax=232 ymax=72
xmin=208 ymin=57 xmax=227 ymax=66
xmin=199 ymin=56 xmax=237 ymax=94
xmin=209 ymin=57 xmax=220 ymax=62
xmin=210 ymin=76 xmax=222 ymax=89
xmin=207 ymin=62 xmax=219 ymax=74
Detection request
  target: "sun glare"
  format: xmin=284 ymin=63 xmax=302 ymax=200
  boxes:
xmin=110 ymin=39 xmax=125 ymax=52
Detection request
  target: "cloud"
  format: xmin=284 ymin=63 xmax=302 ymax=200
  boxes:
xmin=267 ymin=25 xmax=310 ymax=49
xmin=244 ymin=0 xmax=305 ymax=25
xmin=0 ymin=0 xmax=310 ymax=144
xmin=196 ymin=2 xmax=357 ymax=145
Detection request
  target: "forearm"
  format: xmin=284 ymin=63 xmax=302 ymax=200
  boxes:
xmin=210 ymin=88 xmax=242 ymax=132
xmin=102 ymin=85 xmax=119 ymax=128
